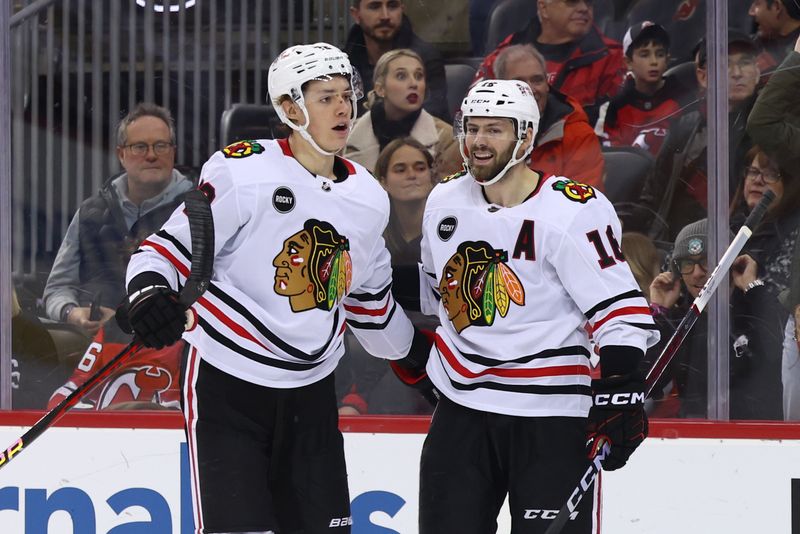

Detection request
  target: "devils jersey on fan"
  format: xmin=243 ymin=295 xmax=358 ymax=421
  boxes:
xmin=419 ymin=172 xmax=660 ymax=417
xmin=126 ymin=139 xmax=414 ymax=388
xmin=48 ymin=326 xmax=183 ymax=410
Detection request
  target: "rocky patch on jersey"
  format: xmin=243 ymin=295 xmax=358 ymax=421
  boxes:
xmin=272 ymin=186 xmax=296 ymax=213
xmin=552 ymin=179 xmax=596 ymax=203
xmin=273 ymin=219 xmax=352 ymax=313
xmin=437 ymin=216 xmax=458 ymax=241
xmin=439 ymin=241 xmax=525 ymax=333
xmin=222 ymin=140 xmax=265 ymax=159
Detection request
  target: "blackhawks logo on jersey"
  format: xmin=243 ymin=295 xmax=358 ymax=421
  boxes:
xmin=552 ymin=179 xmax=596 ymax=203
xmin=222 ymin=140 xmax=265 ymax=159
xmin=439 ymin=241 xmax=525 ymax=333
xmin=273 ymin=219 xmax=352 ymax=313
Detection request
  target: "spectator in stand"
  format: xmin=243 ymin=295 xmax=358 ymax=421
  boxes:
xmin=604 ymin=21 xmax=691 ymax=157
xmin=631 ymin=31 xmax=760 ymax=241
xmin=474 ymin=0 xmax=625 ymax=125
xmin=746 ymin=34 xmax=800 ymax=420
xmin=782 ymin=237 xmax=800 ymax=419
xmin=42 ymin=103 xmax=193 ymax=411
xmin=338 ymin=138 xmax=439 ymax=416
xmin=647 ymin=218 xmax=784 ymax=420
xmin=43 ymin=103 xmax=194 ymax=336
xmin=747 ymin=33 xmax=800 ymax=171
xmin=494 ymin=43 xmax=604 ymax=188
xmin=345 ymin=0 xmax=450 ymax=121
xmin=621 ymin=231 xmax=662 ymax=301
xmin=749 ymin=0 xmax=800 ymax=75
xmin=344 ymin=49 xmax=461 ymax=178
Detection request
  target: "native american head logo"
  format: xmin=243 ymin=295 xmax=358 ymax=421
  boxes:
xmin=222 ymin=140 xmax=265 ymax=159
xmin=439 ymin=241 xmax=525 ymax=333
xmin=273 ymin=219 xmax=352 ymax=312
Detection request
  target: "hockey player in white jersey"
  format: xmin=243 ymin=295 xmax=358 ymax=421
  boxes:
xmin=399 ymin=79 xmax=660 ymax=533
xmin=122 ymin=42 xmax=430 ymax=533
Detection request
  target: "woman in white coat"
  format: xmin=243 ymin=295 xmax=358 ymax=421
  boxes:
xmin=344 ymin=48 xmax=461 ymax=178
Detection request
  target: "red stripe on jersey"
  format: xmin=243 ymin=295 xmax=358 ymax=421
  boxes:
xmin=344 ymin=300 xmax=390 ymax=317
xmin=183 ymin=347 xmax=204 ymax=532
xmin=338 ymin=156 xmax=356 ymax=175
xmin=140 ymin=239 xmax=190 ymax=278
xmin=589 ymin=306 xmax=651 ymax=333
xmin=436 ymin=335 xmax=590 ymax=379
xmin=196 ymin=296 xmax=275 ymax=353
xmin=278 ymin=137 xmax=293 ymax=157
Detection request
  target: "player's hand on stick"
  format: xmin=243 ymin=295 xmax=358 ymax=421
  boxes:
xmin=122 ymin=285 xmax=186 ymax=349
xmin=586 ymin=371 xmax=648 ymax=471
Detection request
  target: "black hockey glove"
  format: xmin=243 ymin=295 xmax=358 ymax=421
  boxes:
xmin=586 ymin=371 xmax=648 ymax=471
xmin=122 ymin=285 xmax=186 ymax=349
xmin=390 ymin=328 xmax=439 ymax=406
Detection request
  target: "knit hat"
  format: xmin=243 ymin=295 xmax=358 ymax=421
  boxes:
xmin=623 ymin=21 xmax=670 ymax=57
xmin=672 ymin=218 xmax=707 ymax=262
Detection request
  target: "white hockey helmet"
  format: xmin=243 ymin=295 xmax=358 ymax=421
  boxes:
xmin=268 ymin=42 xmax=363 ymax=156
xmin=456 ymin=79 xmax=540 ymax=186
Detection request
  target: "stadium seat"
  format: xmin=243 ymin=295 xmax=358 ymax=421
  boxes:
xmin=445 ymin=63 xmax=477 ymax=118
xmin=219 ymin=104 xmax=287 ymax=147
xmin=602 ymin=146 xmax=654 ymax=206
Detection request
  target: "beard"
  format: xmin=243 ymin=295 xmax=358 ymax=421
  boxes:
xmin=469 ymin=141 xmax=516 ymax=184
xmin=363 ymin=22 xmax=399 ymax=43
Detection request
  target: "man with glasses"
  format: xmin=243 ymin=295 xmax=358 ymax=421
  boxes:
xmin=43 ymin=102 xmax=194 ymax=335
xmin=475 ymin=0 xmax=625 ymax=125
xmin=647 ymin=218 xmax=784 ymax=419
xmin=631 ymin=30 xmax=761 ymax=241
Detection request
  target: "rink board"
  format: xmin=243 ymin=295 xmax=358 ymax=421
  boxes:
xmin=0 ymin=413 xmax=798 ymax=533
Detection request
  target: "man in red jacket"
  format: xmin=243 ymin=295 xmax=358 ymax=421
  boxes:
xmin=495 ymin=42 xmax=605 ymax=190
xmin=475 ymin=0 xmax=625 ymax=126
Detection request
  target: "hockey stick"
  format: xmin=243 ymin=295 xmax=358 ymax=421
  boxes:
xmin=542 ymin=189 xmax=776 ymax=534
xmin=0 ymin=188 xmax=215 ymax=471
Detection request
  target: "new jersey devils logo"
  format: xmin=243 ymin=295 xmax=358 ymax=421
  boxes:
xmin=97 ymin=365 xmax=173 ymax=409
xmin=439 ymin=241 xmax=525 ymax=333
xmin=273 ymin=219 xmax=352 ymax=312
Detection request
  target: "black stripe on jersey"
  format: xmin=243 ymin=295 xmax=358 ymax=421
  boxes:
xmin=156 ymin=229 xmax=346 ymax=362
xmin=456 ymin=345 xmax=591 ymax=368
xmin=346 ymin=302 xmax=397 ymax=330
xmin=347 ymin=283 xmax=392 ymax=303
xmin=445 ymin=375 xmax=592 ymax=396
xmin=584 ymin=290 xmax=644 ymax=320
xmin=626 ymin=322 xmax=660 ymax=331
xmin=198 ymin=317 xmax=328 ymax=370
xmin=208 ymin=284 xmax=343 ymax=362
xmin=156 ymin=229 xmax=190 ymax=258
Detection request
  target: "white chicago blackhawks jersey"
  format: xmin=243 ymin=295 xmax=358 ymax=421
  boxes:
xmin=419 ymin=172 xmax=660 ymax=417
xmin=127 ymin=138 xmax=414 ymax=388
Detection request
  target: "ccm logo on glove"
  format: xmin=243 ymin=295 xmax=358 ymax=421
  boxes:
xmin=593 ymin=392 xmax=645 ymax=406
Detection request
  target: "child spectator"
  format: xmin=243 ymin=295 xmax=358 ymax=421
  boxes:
xmin=603 ymin=21 xmax=690 ymax=156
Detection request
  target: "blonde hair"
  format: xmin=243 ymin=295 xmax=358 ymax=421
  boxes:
xmin=366 ymin=48 xmax=426 ymax=110
xmin=621 ymin=232 xmax=661 ymax=300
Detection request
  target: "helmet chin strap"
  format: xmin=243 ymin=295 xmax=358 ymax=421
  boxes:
xmin=286 ymin=105 xmax=337 ymax=157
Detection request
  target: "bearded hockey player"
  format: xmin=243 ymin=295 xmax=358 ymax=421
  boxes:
xmin=404 ymin=79 xmax=660 ymax=533
xmin=123 ymin=42 xmax=427 ymax=534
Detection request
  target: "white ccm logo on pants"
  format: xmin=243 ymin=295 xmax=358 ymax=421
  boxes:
xmin=593 ymin=392 xmax=645 ymax=406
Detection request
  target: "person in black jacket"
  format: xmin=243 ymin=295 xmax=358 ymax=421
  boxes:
xmin=42 ymin=103 xmax=194 ymax=336
xmin=647 ymin=218 xmax=784 ymax=420
xmin=345 ymin=0 xmax=450 ymax=120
